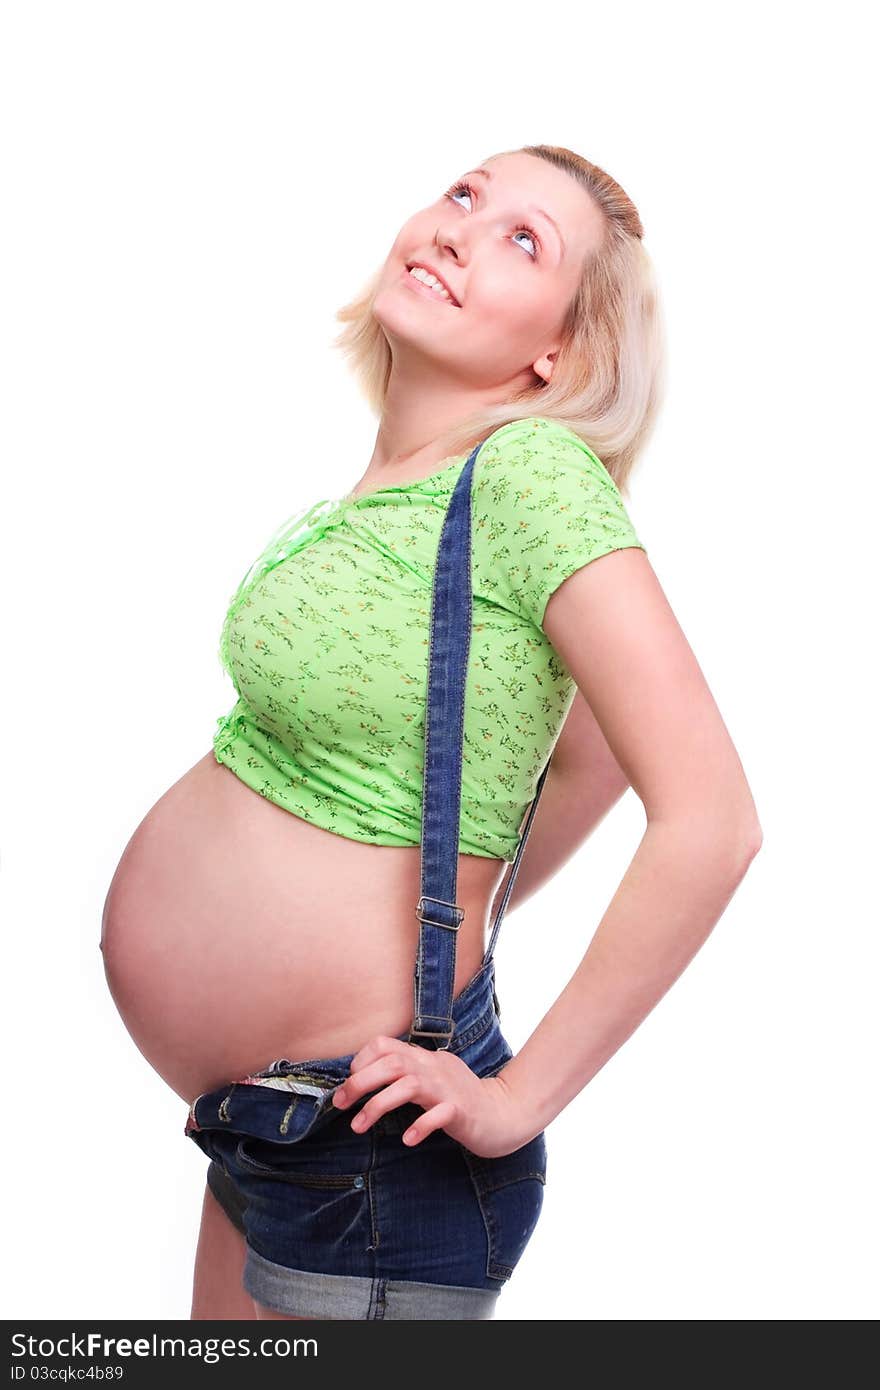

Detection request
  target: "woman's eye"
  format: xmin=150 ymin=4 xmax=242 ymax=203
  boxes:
xmin=512 ymin=228 xmax=538 ymax=258
xmin=444 ymin=182 xmax=539 ymax=260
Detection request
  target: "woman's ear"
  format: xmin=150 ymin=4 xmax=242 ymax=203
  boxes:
xmin=532 ymin=348 xmax=557 ymax=385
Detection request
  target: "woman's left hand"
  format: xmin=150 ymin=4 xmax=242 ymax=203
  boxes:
xmin=331 ymin=1035 xmax=527 ymax=1159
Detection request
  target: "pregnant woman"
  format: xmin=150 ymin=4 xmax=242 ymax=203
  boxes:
xmin=100 ymin=144 xmax=762 ymax=1321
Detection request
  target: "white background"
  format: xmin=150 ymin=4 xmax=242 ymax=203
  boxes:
xmin=2 ymin=0 xmax=876 ymax=1322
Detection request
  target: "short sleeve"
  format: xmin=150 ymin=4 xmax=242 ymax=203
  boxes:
xmin=471 ymin=416 xmax=646 ymax=629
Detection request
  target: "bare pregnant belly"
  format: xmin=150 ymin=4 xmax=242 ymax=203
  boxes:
xmin=100 ymin=753 xmax=506 ymax=1104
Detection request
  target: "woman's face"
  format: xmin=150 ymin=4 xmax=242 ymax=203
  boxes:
xmin=371 ymin=151 xmax=605 ymax=390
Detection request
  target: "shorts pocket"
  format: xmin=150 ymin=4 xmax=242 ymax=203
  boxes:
xmin=460 ymin=1132 xmax=547 ymax=1282
xmin=232 ymin=1135 xmax=366 ymax=1191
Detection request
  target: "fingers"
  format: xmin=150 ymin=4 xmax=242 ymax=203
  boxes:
xmin=333 ymin=1037 xmax=466 ymax=1147
xmin=333 ymin=1049 xmax=415 ymax=1112
xmin=346 ymin=1075 xmax=422 ymax=1136
xmin=401 ymin=1100 xmax=457 ymax=1146
xmin=348 ymin=1034 xmax=409 ymax=1073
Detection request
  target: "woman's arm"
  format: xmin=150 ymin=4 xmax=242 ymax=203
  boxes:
xmin=495 ymin=547 xmax=763 ymax=1147
xmin=490 ymin=690 xmax=634 ymax=921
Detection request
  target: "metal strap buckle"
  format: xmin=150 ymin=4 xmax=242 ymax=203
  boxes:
xmin=408 ymin=1022 xmax=456 ymax=1043
xmin=414 ymin=895 xmax=465 ymax=930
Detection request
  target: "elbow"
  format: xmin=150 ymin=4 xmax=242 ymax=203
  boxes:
xmin=643 ymin=767 xmax=763 ymax=874
xmin=729 ymin=813 xmax=763 ymax=877
xmin=739 ymin=793 xmax=764 ymax=861
xmin=650 ymin=804 xmax=763 ymax=876
xmin=715 ymin=784 xmax=764 ymax=871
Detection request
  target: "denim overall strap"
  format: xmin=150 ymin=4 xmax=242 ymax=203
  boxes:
xmin=408 ymin=437 xmax=555 ymax=1049
xmin=481 ymin=752 xmax=553 ymax=968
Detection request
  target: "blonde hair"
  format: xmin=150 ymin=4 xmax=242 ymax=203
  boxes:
xmin=332 ymin=144 xmax=667 ymax=495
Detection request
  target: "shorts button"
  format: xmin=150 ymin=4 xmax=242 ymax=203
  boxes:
xmin=353 ymin=1175 xmax=365 ymax=1189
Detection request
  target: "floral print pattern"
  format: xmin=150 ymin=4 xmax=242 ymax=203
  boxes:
xmin=213 ymin=416 xmax=645 ymax=861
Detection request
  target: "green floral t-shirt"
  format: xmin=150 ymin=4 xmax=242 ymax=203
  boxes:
xmin=213 ymin=415 xmax=646 ymax=860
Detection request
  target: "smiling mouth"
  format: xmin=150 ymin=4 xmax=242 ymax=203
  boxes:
xmin=403 ymin=263 xmax=461 ymax=307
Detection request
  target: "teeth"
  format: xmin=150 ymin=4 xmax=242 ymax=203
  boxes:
xmin=409 ymin=266 xmax=453 ymax=300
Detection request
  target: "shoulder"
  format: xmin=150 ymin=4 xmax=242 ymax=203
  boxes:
xmin=473 ymin=415 xmax=623 ymax=503
xmin=471 ymin=414 xmax=634 ymax=535
xmin=470 ymin=415 xmax=645 ymax=630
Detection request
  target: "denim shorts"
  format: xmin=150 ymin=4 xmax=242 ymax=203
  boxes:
xmin=185 ymin=960 xmax=547 ymax=1319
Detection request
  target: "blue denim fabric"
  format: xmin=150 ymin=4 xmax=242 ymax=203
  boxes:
xmin=185 ymin=437 xmax=554 ymax=1318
